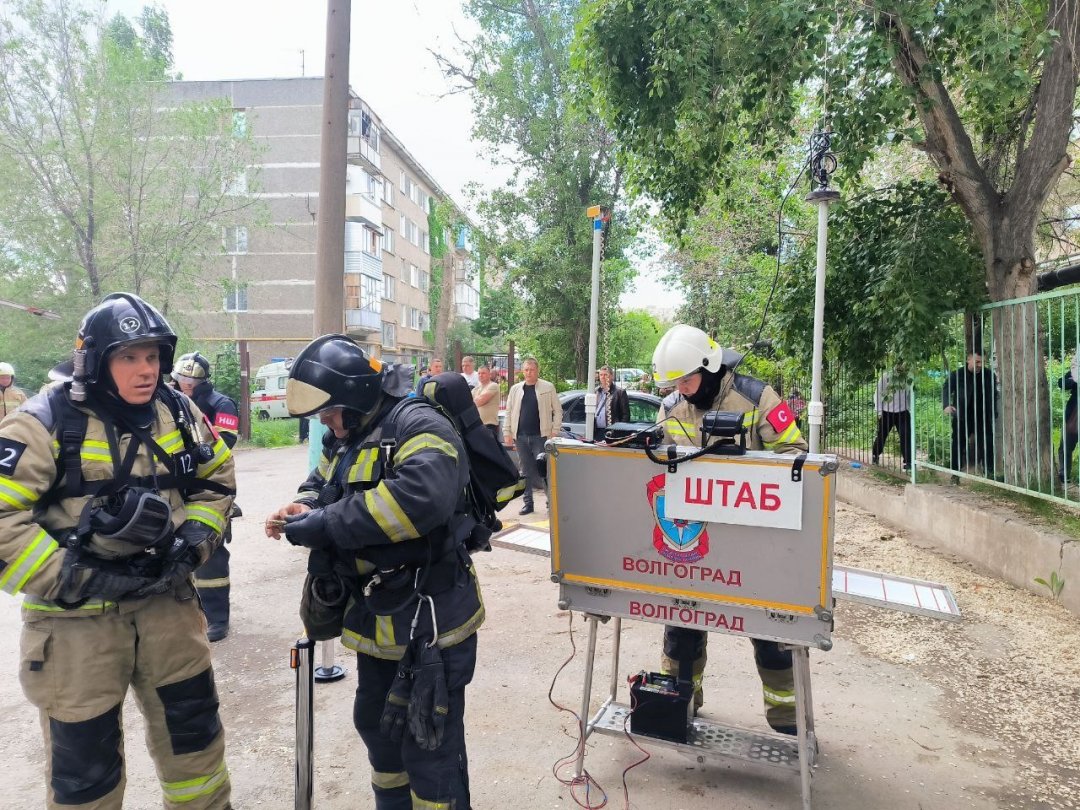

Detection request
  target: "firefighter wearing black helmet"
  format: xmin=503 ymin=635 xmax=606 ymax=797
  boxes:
xmin=265 ymin=334 xmax=482 ymax=810
xmin=173 ymin=352 xmax=240 ymax=642
xmin=0 ymin=293 xmax=236 ymax=810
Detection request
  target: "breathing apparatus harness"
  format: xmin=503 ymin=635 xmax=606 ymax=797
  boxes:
xmin=45 ymin=381 xmax=233 ymax=571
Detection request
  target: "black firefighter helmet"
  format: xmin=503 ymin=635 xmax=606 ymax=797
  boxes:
xmin=71 ymin=292 xmax=178 ymax=385
xmin=286 ymin=334 xmax=385 ymax=419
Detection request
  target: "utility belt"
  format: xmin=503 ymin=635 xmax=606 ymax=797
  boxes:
xmin=359 ymin=545 xmax=470 ymax=614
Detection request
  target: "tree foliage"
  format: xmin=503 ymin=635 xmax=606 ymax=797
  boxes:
xmin=578 ymin=0 xmax=1080 ymax=484
xmin=774 ymin=180 xmax=986 ymax=380
xmin=0 ymin=0 xmax=260 ymax=353
xmin=436 ymin=0 xmax=637 ymax=382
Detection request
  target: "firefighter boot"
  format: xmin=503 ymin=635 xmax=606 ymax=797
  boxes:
xmin=754 ymin=638 xmax=796 ymax=734
xmin=661 ymin=626 xmax=707 ymax=711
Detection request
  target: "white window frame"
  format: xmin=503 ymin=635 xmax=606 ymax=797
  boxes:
xmin=383 ymin=273 xmax=396 ymax=301
xmin=224 ymin=284 xmax=249 ymax=313
xmin=382 ymin=321 xmax=396 ymax=348
xmin=224 ymin=225 xmax=248 ymax=254
xmin=381 ymin=228 xmax=395 ymax=255
xmin=383 ymin=178 xmax=394 ymax=207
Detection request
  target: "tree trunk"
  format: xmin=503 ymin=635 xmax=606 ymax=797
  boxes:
xmin=433 ymin=251 xmax=455 ymax=361
xmin=982 ymin=219 xmax=1052 ymax=488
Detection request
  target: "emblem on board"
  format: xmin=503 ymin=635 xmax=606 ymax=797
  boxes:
xmin=646 ymin=473 xmax=710 ymax=563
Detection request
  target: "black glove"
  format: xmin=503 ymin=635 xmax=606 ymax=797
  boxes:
xmin=379 ymin=643 xmax=416 ymax=743
xmin=284 ymin=509 xmax=331 ymax=549
xmin=57 ymin=550 xmax=158 ymax=602
xmin=407 ymin=642 xmax=449 ymax=750
xmin=134 ymin=537 xmax=202 ymax=597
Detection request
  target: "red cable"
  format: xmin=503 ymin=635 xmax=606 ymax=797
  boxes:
xmin=547 ymin=612 xmax=609 ymax=809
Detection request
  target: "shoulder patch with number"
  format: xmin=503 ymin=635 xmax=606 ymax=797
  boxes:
xmin=0 ymin=438 xmax=28 ymax=476
xmin=765 ymin=402 xmax=796 ymax=433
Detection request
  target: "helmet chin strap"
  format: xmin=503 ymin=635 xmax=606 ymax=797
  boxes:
xmin=341 ymin=393 xmax=384 ymax=433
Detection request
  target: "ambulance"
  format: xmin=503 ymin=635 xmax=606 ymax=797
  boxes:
xmin=250 ymin=359 xmax=293 ymax=420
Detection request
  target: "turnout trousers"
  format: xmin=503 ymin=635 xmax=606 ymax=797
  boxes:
xmin=352 ymin=633 xmax=477 ymax=809
xmin=194 ymin=523 xmax=231 ymax=627
xmin=18 ymin=593 xmax=230 ymax=810
xmin=661 ymin=626 xmax=796 ymax=731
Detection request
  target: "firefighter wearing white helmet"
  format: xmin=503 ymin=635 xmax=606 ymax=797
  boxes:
xmin=652 ymin=323 xmax=807 ymax=735
xmin=0 ymin=361 xmax=28 ymax=421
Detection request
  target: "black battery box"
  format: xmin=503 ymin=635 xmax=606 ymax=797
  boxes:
xmin=629 ymin=671 xmax=693 ymax=743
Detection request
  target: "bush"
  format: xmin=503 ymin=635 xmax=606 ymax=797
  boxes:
xmin=244 ymin=418 xmax=302 ymax=449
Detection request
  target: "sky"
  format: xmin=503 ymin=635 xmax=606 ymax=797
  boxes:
xmin=105 ymin=0 xmax=684 ymax=312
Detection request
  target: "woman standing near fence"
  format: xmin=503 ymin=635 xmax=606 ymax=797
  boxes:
xmin=872 ymin=369 xmax=912 ymax=471
xmin=1059 ymin=354 xmax=1078 ymax=484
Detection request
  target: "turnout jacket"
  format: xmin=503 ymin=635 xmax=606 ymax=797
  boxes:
xmin=293 ymin=395 xmax=483 ymax=660
xmin=658 ymin=371 xmax=808 ymax=454
xmin=0 ymin=386 xmax=235 ymax=618
xmin=1 ymin=384 xmax=27 ymax=421
xmin=190 ymin=380 xmax=240 ymax=449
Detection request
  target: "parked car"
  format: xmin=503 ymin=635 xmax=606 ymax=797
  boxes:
xmin=559 ymin=389 xmax=663 ymax=440
xmin=615 ymin=367 xmax=648 ymax=390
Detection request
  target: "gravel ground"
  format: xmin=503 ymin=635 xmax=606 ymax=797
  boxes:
xmin=832 ymin=501 xmax=1080 ymax=810
xmin=2 ymin=444 xmax=1078 ymax=809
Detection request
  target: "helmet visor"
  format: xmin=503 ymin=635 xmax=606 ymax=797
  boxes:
xmin=286 ymin=378 xmax=334 ymax=417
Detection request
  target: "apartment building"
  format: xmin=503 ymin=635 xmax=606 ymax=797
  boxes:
xmin=168 ymin=76 xmax=480 ymax=369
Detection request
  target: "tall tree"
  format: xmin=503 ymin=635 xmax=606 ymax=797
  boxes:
xmin=0 ymin=0 xmax=259 ymax=322
xmin=434 ymin=0 xmax=635 ymax=382
xmin=579 ymin=0 xmax=1080 ymax=485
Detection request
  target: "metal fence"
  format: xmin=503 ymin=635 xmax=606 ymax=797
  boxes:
xmin=770 ymin=286 xmax=1080 ymax=508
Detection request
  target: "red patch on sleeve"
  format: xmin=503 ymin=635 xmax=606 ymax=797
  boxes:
xmin=765 ymin=402 xmax=795 ymax=433
xmin=214 ymin=412 xmax=240 ymax=431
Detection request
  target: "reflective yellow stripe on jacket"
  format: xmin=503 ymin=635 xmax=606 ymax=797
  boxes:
xmin=186 ymin=503 xmax=226 ymax=534
xmin=0 ymin=530 xmax=58 ymax=595
xmin=196 ymin=436 xmax=231 ymax=478
xmin=0 ymin=477 xmax=37 ymax=510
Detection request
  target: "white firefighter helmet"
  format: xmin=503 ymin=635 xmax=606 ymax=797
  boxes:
xmin=172 ymin=352 xmax=210 ymax=381
xmin=0 ymin=361 xmax=14 ymax=377
xmin=652 ymin=324 xmax=726 ymax=386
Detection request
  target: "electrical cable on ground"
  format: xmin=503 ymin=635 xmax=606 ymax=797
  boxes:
xmin=547 ymin=611 xmax=609 ymax=809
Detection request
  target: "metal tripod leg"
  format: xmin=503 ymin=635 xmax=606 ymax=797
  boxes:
xmin=792 ymin=645 xmax=813 ymax=810
xmin=573 ymin=615 xmax=600 ymax=779
xmin=607 ymin=618 xmax=622 ymax=704
xmin=291 ymin=638 xmax=315 ymax=810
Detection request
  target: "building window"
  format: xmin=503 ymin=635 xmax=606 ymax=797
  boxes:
xmin=365 ymin=227 xmax=380 ymax=257
xmin=399 ymin=170 xmax=407 ymax=193
xmin=362 ymin=275 xmax=381 ymax=314
xmin=420 ymin=311 xmax=430 ymax=331
xmin=224 ymin=283 xmax=249 ymax=312
xmin=421 ymin=230 xmax=429 ymax=254
xmin=401 ymin=303 xmax=407 ymax=324
xmin=381 ymin=228 xmax=394 ymax=254
xmin=418 ymin=269 xmax=430 ymax=293
xmin=409 ymin=263 xmax=419 ymax=287
xmin=232 ymin=110 xmax=248 ymax=137
xmin=408 ymin=306 xmax=421 ymax=330
xmin=224 ymin=226 xmax=248 ymax=254
xmin=382 ymin=322 xmax=396 ymax=348
xmin=384 ymin=178 xmax=394 ymax=207
xmin=224 ymin=171 xmax=247 ymax=196
xmin=383 ymin=273 xmax=396 ymax=301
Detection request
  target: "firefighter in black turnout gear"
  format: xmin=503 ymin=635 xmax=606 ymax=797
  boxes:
xmin=265 ymin=334 xmax=482 ymax=810
xmin=173 ymin=352 xmax=240 ymax=642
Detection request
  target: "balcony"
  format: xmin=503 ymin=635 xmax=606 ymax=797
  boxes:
xmin=347 ymin=135 xmax=382 ymax=174
xmin=345 ymin=192 xmax=383 ymax=231
xmin=344 ymin=249 xmax=382 ymax=279
xmin=345 ymin=307 xmax=381 ymax=336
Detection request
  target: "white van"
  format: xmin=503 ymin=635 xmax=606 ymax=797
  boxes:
xmin=251 ymin=359 xmax=294 ymax=420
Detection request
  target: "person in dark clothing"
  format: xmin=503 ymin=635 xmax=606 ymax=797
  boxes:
xmin=173 ymin=352 xmax=240 ymax=642
xmin=595 ymin=365 xmax=630 ymax=433
xmin=942 ymin=352 xmax=999 ymax=476
xmin=1058 ymin=356 xmax=1078 ymax=484
xmin=265 ymin=334 xmax=481 ymax=810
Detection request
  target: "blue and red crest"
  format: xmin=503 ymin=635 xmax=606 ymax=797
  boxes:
xmin=646 ymin=474 xmax=710 ymax=563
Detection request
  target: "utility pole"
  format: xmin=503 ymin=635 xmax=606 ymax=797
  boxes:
xmin=804 ymin=131 xmax=839 ymax=455
xmin=313 ymin=0 xmax=351 ymax=338
xmin=584 ymin=205 xmax=606 ymax=442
